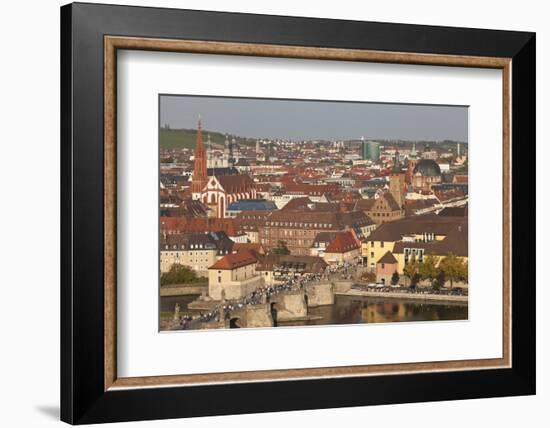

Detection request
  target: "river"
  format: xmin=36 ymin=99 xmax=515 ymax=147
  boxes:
xmin=160 ymin=294 xmax=467 ymax=328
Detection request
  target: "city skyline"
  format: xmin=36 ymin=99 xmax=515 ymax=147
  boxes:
xmin=159 ymin=95 xmax=469 ymax=331
xmin=160 ymin=95 xmax=468 ymax=142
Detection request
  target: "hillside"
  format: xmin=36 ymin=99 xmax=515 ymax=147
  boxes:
xmin=160 ymin=128 xmax=257 ymax=150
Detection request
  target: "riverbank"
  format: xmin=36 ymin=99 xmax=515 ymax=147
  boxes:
xmin=335 ymin=288 xmax=468 ymax=303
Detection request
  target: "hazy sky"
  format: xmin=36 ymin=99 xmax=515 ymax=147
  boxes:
xmin=160 ymin=95 xmax=468 ymax=142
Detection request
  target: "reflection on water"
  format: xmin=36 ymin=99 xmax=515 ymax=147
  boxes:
xmin=288 ymin=295 xmax=467 ymax=326
xmin=160 ymin=294 xmax=467 ymax=327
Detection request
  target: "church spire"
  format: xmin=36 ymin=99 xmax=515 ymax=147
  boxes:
xmin=191 ymin=114 xmax=208 ymax=199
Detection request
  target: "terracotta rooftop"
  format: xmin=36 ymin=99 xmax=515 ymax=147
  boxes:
xmin=160 ymin=217 xmax=241 ymax=236
xmin=215 ymin=174 xmax=255 ymax=193
xmin=232 ymin=242 xmax=266 ymax=255
xmin=325 ymin=231 xmax=360 ymax=253
xmin=209 ymin=249 xmax=258 ymax=270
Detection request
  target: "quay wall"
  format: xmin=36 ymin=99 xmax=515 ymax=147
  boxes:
xmin=335 ymin=289 xmax=468 ymax=303
xmin=160 ymin=284 xmax=207 ymax=296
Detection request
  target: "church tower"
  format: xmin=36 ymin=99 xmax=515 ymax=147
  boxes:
xmin=191 ymin=115 xmax=208 ymax=200
xmin=389 ymin=151 xmax=406 ymax=209
xmin=406 ymin=143 xmax=418 ymax=185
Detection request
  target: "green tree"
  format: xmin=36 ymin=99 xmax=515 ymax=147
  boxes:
xmin=403 ymin=260 xmax=420 ymax=287
xmin=361 ymin=271 xmax=376 ymax=283
xmin=459 ymin=260 xmax=468 ymax=283
xmin=438 ymin=253 xmax=467 ymax=288
xmin=161 ymin=264 xmax=205 ymax=286
xmin=419 ymin=254 xmax=440 ymax=287
xmin=272 ymin=240 xmax=290 ymax=255
xmin=391 ymin=271 xmax=400 ymax=285
xmin=433 ymin=270 xmax=446 ymax=290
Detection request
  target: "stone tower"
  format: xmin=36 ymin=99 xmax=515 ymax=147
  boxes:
xmin=407 ymin=142 xmax=418 ymax=185
xmin=389 ymin=151 xmax=406 ymax=209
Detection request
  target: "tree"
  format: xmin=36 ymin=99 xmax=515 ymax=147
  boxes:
xmin=272 ymin=240 xmax=290 ymax=255
xmin=438 ymin=253 xmax=467 ymax=288
xmin=391 ymin=271 xmax=400 ymax=285
xmin=419 ymin=254 xmax=440 ymax=287
xmin=403 ymin=260 xmax=420 ymax=287
xmin=433 ymin=270 xmax=446 ymax=290
xmin=459 ymin=260 xmax=468 ymax=284
xmin=361 ymin=271 xmax=376 ymax=283
xmin=161 ymin=264 xmax=205 ymax=286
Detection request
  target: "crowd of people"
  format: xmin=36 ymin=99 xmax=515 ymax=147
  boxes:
xmin=176 ymin=261 xmax=359 ymax=330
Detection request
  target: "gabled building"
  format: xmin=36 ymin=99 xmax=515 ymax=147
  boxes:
xmin=363 ymin=192 xmax=404 ymax=225
xmin=358 ymin=153 xmax=406 ymax=225
xmin=208 ymin=250 xmax=262 ymax=300
xmin=376 ymin=251 xmax=399 ymax=284
xmin=323 ymin=230 xmax=362 ymax=265
xmin=201 ymin=174 xmax=257 ymax=218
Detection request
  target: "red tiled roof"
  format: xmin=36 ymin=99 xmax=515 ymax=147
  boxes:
xmin=325 ymin=231 xmax=360 ymax=253
xmin=280 ymin=197 xmax=312 ymax=211
xmin=216 ymin=174 xmax=255 ymax=193
xmin=160 ymin=217 xmax=241 ymax=236
xmin=453 ymin=174 xmax=468 ymax=184
xmin=209 ymin=249 xmax=258 ymax=270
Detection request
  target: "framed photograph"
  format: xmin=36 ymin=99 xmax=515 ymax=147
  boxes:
xmin=61 ymin=2 xmax=535 ymax=424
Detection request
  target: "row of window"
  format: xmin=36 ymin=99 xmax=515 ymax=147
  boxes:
xmin=262 ymin=229 xmax=316 ymax=237
xmin=404 ymin=248 xmax=425 ymax=263
xmin=370 ymin=211 xmax=399 ymax=217
xmin=266 ymin=221 xmax=333 ymax=228
xmin=162 ymin=248 xmax=230 ymax=255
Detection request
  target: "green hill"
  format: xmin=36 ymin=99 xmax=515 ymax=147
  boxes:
xmin=160 ymin=128 xmax=256 ymax=150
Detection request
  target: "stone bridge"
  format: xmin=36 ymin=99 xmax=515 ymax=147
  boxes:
xmin=200 ymin=281 xmax=339 ymax=328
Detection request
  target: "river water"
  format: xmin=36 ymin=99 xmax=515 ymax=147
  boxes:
xmin=160 ymin=294 xmax=467 ymax=327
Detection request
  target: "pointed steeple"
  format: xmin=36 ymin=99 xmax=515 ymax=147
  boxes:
xmin=191 ymin=114 xmax=208 ymax=198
